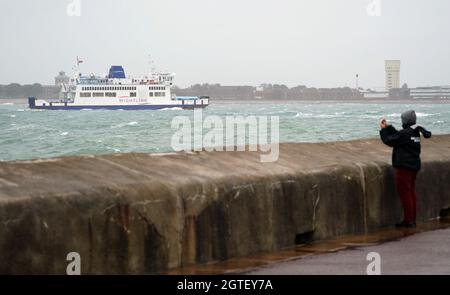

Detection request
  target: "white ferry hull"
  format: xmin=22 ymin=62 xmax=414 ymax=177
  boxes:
xmin=28 ymin=97 xmax=209 ymax=110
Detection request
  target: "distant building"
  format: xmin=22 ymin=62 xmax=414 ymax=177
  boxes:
xmin=410 ymin=86 xmax=450 ymax=99
xmin=389 ymin=83 xmax=410 ymax=98
xmin=385 ymin=60 xmax=401 ymax=91
xmin=55 ymin=71 xmax=70 ymax=86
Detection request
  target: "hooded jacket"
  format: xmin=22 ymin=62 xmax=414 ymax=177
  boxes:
xmin=380 ymin=110 xmax=432 ymax=171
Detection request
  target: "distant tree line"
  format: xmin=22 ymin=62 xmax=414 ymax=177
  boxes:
xmin=1 ymin=82 xmax=364 ymax=100
xmin=173 ymin=83 xmax=364 ymax=100
xmin=0 ymin=84 xmax=60 ymax=99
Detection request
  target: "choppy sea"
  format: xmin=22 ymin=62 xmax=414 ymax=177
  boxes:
xmin=1 ymin=100 xmax=449 ymax=161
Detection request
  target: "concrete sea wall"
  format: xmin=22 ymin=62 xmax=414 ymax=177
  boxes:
xmin=1 ymin=136 xmax=450 ymax=274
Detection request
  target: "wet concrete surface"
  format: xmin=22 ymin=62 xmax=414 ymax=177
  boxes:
xmin=248 ymin=220 xmax=450 ymax=275
xmin=166 ymin=219 xmax=450 ymax=275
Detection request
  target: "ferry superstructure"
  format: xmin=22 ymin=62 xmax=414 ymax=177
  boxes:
xmin=28 ymin=64 xmax=209 ymax=110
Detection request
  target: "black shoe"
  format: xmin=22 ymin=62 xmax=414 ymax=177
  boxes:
xmin=395 ymin=221 xmax=416 ymax=228
xmin=406 ymin=222 xmax=417 ymax=228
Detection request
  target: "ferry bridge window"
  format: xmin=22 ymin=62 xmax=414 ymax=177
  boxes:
xmin=93 ymin=93 xmax=104 ymax=97
xmin=130 ymin=92 xmax=136 ymax=97
xmin=149 ymin=92 xmax=154 ymax=97
xmin=80 ymin=92 xmax=91 ymax=97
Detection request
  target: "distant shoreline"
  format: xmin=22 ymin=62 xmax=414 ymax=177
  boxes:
xmin=0 ymin=98 xmax=29 ymax=104
xmin=212 ymin=99 xmax=450 ymax=104
xmin=2 ymin=97 xmax=450 ymax=105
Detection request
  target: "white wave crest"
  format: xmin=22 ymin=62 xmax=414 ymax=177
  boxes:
xmin=158 ymin=107 xmax=183 ymax=111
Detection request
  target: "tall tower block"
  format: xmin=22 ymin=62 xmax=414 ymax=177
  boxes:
xmin=385 ymin=60 xmax=401 ymax=91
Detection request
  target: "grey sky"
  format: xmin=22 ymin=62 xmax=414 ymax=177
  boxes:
xmin=1 ymin=0 xmax=449 ymax=88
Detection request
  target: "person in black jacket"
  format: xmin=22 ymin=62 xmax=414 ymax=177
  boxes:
xmin=380 ymin=110 xmax=432 ymax=228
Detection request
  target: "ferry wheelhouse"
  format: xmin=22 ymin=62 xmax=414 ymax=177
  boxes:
xmin=28 ymin=65 xmax=209 ymax=110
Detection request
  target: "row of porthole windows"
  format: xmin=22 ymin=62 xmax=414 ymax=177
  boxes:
xmin=80 ymin=92 xmax=117 ymax=97
xmin=82 ymin=86 xmax=137 ymax=91
xmin=149 ymin=86 xmax=165 ymax=91
xmin=80 ymin=92 xmax=162 ymax=98
xmin=149 ymin=92 xmax=165 ymax=97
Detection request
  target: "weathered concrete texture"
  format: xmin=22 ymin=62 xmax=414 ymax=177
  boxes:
xmin=0 ymin=135 xmax=450 ymax=274
xmin=248 ymin=228 xmax=450 ymax=275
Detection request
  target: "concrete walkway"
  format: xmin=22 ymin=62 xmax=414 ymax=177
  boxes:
xmin=248 ymin=228 xmax=450 ymax=275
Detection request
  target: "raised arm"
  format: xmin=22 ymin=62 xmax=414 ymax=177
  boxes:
xmin=380 ymin=125 xmax=410 ymax=147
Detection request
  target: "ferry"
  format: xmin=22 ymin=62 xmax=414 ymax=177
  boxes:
xmin=28 ymin=63 xmax=209 ymax=110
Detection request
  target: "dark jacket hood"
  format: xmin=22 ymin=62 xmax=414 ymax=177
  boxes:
xmin=401 ymin=110 xmax=417 ymax=129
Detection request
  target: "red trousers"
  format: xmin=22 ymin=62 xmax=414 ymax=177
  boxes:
xmin=395 ymin=168 xmax=418 ymax=223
